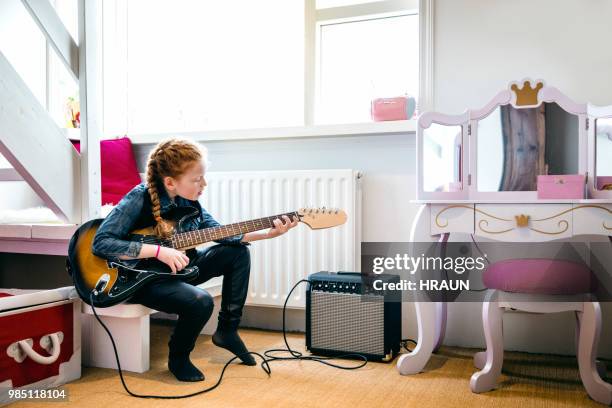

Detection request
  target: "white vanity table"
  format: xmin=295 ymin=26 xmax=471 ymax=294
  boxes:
xmin=397 ymin=79 xmax=612 ymax=376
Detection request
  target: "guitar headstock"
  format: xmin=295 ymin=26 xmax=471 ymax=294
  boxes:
xmin=297 ymin=207 xmax=347 ymax=229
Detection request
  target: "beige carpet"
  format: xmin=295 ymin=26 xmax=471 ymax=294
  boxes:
xmin=9 ymin=322 xmax=610 ymax=408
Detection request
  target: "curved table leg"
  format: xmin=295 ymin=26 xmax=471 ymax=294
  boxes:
xmin=397 ymin=301 xmax=437 ymax=375
xmin=577 ymin=302 xmax=612 ymax=405
xmin=576 ymin=311 xmax=607 ymax=380
xmin=470 ymin=293 xmax=504 ymax=393
xmin=397 ymin=205 xmax=444 ymax=375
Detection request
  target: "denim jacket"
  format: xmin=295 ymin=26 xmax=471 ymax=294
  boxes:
xmin=92 ymin=183 xmax=244 ymax=262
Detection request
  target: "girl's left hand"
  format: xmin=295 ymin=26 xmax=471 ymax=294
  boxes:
xmin=266 ymin=215 xmax=299 ymax=239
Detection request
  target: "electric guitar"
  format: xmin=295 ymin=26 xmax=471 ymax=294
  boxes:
xmin=67 ymin=207 xmax=347 ymax=308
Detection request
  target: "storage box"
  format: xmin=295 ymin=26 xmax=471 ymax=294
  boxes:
xmin=0 ymin=287 xmax=81 ymax=404
xmin=537 ymin=174 xmax=585 ymax=199
xmin=371 ymin=96 xmax=416 ymax=121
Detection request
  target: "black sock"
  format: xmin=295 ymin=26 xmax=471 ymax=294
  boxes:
xmin=168 ymin=355 xmax=205 ymax=382
xmin=212 ymin=329 xmax=256 ymax=366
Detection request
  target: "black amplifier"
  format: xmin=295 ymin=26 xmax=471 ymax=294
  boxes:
xmin=305 ymin=271 xmax=401 ymax=362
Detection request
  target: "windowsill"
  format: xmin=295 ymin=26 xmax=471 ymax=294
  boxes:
xmin=116 ymin=120 xmax=416 ymax=144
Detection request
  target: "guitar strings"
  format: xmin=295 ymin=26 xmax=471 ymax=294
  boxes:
xmin=135 ymin=211 xmax=300 ymax=248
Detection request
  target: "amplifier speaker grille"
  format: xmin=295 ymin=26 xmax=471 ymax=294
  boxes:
xmin=310 ymin=292 xmax=384 ymax=355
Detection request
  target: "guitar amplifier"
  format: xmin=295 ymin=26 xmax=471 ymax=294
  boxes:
xmin=306 ymin=271 xmax=401 ymax=362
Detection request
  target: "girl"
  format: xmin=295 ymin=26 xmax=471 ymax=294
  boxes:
xmin=92 ymin=138 xmax=298 ymax=382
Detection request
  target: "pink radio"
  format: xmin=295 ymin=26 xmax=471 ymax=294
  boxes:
xmin=371 ymin=96 xmax=416 ymax=122
xmin=537 ymin=174 xmax=585 ymax=199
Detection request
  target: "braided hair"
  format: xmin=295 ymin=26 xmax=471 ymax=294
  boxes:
xmin=145 ymin=138 xmax=206 ymax=237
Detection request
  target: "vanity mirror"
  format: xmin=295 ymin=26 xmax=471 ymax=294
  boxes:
xmin=416 ymin=79 xmax=602 ymax=201
xmin=422 ymin=123 xmax=463 ymax=193
xmin=476 ymin=102 xmax=579 ymax=192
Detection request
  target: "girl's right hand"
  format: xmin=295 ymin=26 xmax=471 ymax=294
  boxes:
xmin=157 ymin=247 xmax=190 ymax=274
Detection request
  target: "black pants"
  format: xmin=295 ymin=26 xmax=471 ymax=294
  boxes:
xmin=130 ymin=244 xmax=251 ymax=358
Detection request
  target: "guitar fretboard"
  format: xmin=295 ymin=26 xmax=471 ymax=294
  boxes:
xmin=171 ymin=211 xmax=299 ymax=249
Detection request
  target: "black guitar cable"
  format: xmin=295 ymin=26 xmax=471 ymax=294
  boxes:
xmin=89 ymin=279 xmax=369 ymax=399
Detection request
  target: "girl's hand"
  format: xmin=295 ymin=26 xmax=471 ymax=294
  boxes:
xmin=157 ymin=246 xmax=190 ymax=274
xmin=266 ymin=215 xmax=299 ymax=239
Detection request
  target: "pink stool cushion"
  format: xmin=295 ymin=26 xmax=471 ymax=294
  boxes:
xmin=483 ymin=259 xmax=595 ymax=295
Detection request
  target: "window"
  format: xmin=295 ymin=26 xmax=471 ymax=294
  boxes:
xmin=103 ymin=0 xmax=304 ymax=136
xmin=316 ymin=13 xmax=418 ymax=124
xmin=101 ymin=0 xmax=422 ymax=138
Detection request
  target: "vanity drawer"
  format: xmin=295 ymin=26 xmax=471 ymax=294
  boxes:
xmin=572 ymin=204 xmax=612 ymax=236
xmin=474 ymin=204 xmax=573 ymax=241
xmin=430 ymin=204 xmax=475 ymax=235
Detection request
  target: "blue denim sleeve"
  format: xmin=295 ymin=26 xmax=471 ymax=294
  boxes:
xmin=199 ymin=206 xmax=246 ymax=245
xmin=92 ymin=186 xmax=145 ymax=260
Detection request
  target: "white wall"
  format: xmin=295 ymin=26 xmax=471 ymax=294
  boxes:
xmin=434 ymin=0 xmax=612 ymax=357
xmin=434 ymin=0 xmax=612 ymax=113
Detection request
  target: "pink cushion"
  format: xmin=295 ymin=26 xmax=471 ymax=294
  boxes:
xmin=483 ymin=259 xmax=595 ymax=295
xmin=72 ymin=137 xmax=141 ymax=205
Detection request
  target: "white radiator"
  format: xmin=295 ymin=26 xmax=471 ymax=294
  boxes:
xmin=201 ymin=169 xmax=361 ymax=308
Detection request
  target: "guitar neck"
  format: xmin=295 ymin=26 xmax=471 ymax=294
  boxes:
xmin=171 ymin=211 xmax=299 ymax=249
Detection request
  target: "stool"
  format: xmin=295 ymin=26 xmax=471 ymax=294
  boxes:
xmin=80 ymin=279 xmax=223 ymax=373
xmin=470 ymin=259 xmax=612 ymax=405
xmin=81 ymin=303 xmax=154 ymax=373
